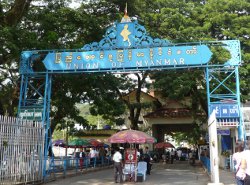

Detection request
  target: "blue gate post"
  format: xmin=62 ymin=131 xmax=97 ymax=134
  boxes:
xmin=94 ymin=157 xmax=96 ymax=168
xmin=75 ymin=158 xmax=79 ymax=173
xmin=43 ymin=73 xmax=53 ymax=178
xmin=101 ymin=156 xmax=104 ymax=166
xmin=85 ymin=157 xmax=89 ymax=168
xmin=18 ymin=16 xmax=243 ymax=180
xmin=206 ymin=66 xmax=243 ymax=141
xmin=63 ymin=158 xmax=67 ymax=177
xmin=235 ymin=67 xmax=244 ymax=141
xmin=205 ymin=67 xmax=211 ymax=117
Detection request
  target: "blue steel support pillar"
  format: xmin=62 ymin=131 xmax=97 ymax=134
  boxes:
xmin=235 ymin=67 xmax=244 ymax=141
xmin=18 ymin=74 xmax=29 ymax=113
xmin=18 ymin=72 xmax=52 ymax=180
xmin=17 ymin=75 xmax=25 ymax=113
xmin=205 ymin=67 xmax=211 ymax=117
xmin=43 ymin=72 xmax=53 ymax=178
xmin=206 ymin=66 xmax=244 ymax=141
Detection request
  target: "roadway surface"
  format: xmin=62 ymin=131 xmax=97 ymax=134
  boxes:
xmin=46 ymin=160 xmax=236 ymax=185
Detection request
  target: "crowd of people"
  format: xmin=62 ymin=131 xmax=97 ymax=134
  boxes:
xmin=160 ymin=148 xmax=197 ymax=164
xmin=74 ymin=146 xmax=111 ymax=170
xmin=232 ymin=140 xmax=250 ymax=185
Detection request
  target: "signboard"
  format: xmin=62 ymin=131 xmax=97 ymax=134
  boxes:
xmin=209 ymin=104 xmax=239 ymax=118
xmin=19 ymin=108 xmax=43 ymax=121
xmin=217 ymin=129 xmax=230 ymax=135
xmin=42 ymin=45 xmax=212 ymax=72
xmin=125 ymin=148 xmax=137 ymax=164
xmin=20 ymin=20 xmax=241 ymax=75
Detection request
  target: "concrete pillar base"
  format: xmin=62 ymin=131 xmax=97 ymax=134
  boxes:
xmin=207 ymin=183 xmax=224 ymax=185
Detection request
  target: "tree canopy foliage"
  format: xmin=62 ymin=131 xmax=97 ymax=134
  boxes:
xmin=0 ymin=0 xmax=249 ymax=135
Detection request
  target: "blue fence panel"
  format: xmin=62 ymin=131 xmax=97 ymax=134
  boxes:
xmin=200 ymin=156 xmax=210 ymax=173
xmin=48 ymin=156 xmax=113 ymax=178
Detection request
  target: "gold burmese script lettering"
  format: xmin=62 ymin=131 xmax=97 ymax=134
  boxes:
xmin=59 ymin=48 xmax=189 ymax=70
xmin=117 ymin=50 xmax=124 ymax=62
xmin=66 ymin=52 xmax=73 ymax=63
xmin=55 ymin=53 xmax=61 ymax=63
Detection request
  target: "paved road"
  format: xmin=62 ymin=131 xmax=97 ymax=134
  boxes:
xmin=46 ymin=160 xmax=211 ymax=185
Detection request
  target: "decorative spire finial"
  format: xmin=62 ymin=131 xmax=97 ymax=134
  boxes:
xmin=121 ymin=2 xmax=131 ymax=23
xmin=124 ymin=2 xmax=128 ymax=16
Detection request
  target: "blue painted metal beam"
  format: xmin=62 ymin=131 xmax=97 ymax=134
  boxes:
xmin=43 ymin=73 xmax=53 ymax=178
xmin=17 ymin=19 xmax=244 ymax=180
xmin=206 ymin=66 xmax=243 ymax=140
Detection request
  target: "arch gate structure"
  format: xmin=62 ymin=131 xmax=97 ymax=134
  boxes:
xmin=18 ymin=15 xmax=244 ymax=178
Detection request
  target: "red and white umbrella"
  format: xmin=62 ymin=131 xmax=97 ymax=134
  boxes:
xmin=154 ymin=142 xmax=175 ymax=149
xmin=108 ymin=129 xmax=156 ymax=144
xmin=88 ymin=139 xmax=104 ymax=147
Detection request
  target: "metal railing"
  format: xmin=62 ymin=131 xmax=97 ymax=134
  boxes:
xmin=47 ymin=156 xmax=112 ymax=178
xmin=200 ymin=156 xmax=211 ymax=173
xmin=0 ymin=116 xmax=44 ymax=185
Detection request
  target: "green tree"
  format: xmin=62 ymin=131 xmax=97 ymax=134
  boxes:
xmin=0 ymin=0 xmax=33 ymax=116
xmin=135 ymin=0 xmax=250 ymax=113
xmin=1 ymin=0 xmax=249 ymax=137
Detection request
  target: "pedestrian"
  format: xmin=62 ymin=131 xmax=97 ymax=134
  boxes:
xmin=170 ymin=149 xmax=175 ymax=164
xmin=137 ymin=150 xmax=141 ymax=161
xmin=241 ymin=140 xmax=250 ymax=185
xmin=177 ymin=149 xmax=182 ymax=160
xmin=113 ymin=147 xmax=123 ymax=183
xmin=79 ymin=148 xmax=85 ymax=171
xmin=189 ymin=150 xmax=194 ymax=165
xmin=99 ymin=147 xmax=106 ymax=165
xmin=166 ymin=150 xmax=170 ymax=162
xmin=143 ymin=147 xmax=151 ymax=175
xmin=89 ymin=147 xmax=97 ymax=167
xmin=232 ymin=141 xmax=244 ymax=185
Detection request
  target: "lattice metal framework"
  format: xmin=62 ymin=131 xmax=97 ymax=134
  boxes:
xmin=18 ymin=19 xmax=244 ymax=179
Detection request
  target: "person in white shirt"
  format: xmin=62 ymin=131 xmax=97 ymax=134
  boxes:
xmin=89 ymin=148 xmax=96 ymax=158
xmin=137 ymin=150 xmax=140 ymax=160
xmin=112 ymin=147 xmax=123 ymax=183
xmin=177 ymin=150 xmax=182 ymax=160
xmin=89 ymin=148 xmax=96 ymax=167
xmin=241 ymin=140 xmax=250 ymax=185
xmin=232 ymin=141 xmax=244 ymax=185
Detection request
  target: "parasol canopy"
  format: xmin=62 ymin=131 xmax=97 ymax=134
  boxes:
xmin=88 ymin=139 xmax=104 ymax=147
xmin=154 ymin=142 xmax=175 ymax=149
xmin=68 ymin=138 xmax=90 ymax=148
xmin=108 ymin=129 xmax=156 ymax=144
xmin=52 ymin=139 xmax=66 ymax=147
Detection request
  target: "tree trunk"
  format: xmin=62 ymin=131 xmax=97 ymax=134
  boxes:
xmin=4 ymin=0 xmax=32 ymax=26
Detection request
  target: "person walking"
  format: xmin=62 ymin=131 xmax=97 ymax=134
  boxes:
xmin=89 ymin=147 xmax=97 ymax=167
xmin=177 ymin=149 xmax=182 ymax=160
xmin=113 ymin=147 xmax=123 ymax=183
xmin=143 ymin=147 xmax=151 ymax=175
xmin=79 ymin=148 xmax=85 ymax=171
xmin=99 ymin=147 xmax=106 ymax=166
xmin=170 ymin=149 xmax=175 ymax=164
xmin=241 ymin=140 xmax=250 ymax=185
xmin=233 ymin=141 xmax=244 ymax=185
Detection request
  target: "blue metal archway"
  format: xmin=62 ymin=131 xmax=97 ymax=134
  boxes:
xmin=18 ymin=18 xmax=243 ymax=178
